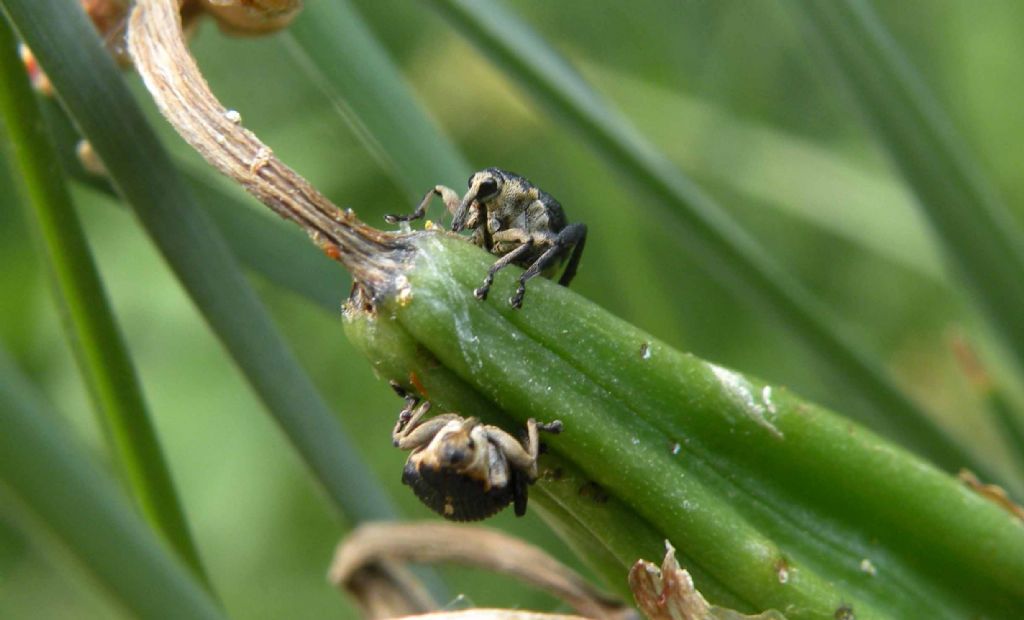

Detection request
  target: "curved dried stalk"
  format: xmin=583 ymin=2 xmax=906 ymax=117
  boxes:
xmin=330 ymin=523 xmax=632 ymax=620
xmin=128 ymin=0 xmax=412 ymax=295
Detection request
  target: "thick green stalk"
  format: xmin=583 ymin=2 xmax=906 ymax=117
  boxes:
xmin=423 ymin=0 xmax=994 ymax=484
xmin=0 ymin=350 xmax=223 ymax=620
xmin=345 ymin=235 xmax=1024 ymax=619
xmin=0 ymin=0 xmax=398 ymax=523
xmin=0 ymin=14 xmax=210 ymax=586
xmin=789 ymin=0 xmax=1024 ymax=378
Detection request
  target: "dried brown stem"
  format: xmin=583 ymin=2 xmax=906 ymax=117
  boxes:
xmin=198 ymin=0 xmax=302 ymax=35
xmin=629 ymin=543 xmax=784 ymax=620
xmin=329 ymin=523 xmax=633 ymax=620
xmin=401 ymin=612 xmax=591 ymax=620
xmin=127 ymin=0 xmax=412 ymax=292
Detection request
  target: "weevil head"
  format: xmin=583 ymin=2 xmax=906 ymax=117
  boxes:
xmin=402 ymin=416 xmax=515 ymax=521
xmin=418 ymin=417 xmax=489 ymax=475
xmin=453 ymin=169 xmax=507 ymax=231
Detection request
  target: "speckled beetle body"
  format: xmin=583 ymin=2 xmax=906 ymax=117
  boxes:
xmin=390 ymin=383 xmax=561 ymax=521
xmin=386 ymin=168 xmax=587 ymax=308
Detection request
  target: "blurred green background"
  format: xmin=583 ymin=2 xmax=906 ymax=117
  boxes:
xmin=2 ymin=0 xmax=1023 ymax=617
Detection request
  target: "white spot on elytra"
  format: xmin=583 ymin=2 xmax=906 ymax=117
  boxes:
xmin=708 ymin=363 xmax=784 ymax=439
xmin=859 ymin=558 xmax=877 ymax=576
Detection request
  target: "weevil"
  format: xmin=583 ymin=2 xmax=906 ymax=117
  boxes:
xmin=386 ymin=168 xmax=587 ymax=308
xmin=390 ymin=382 xmax=562 ymax=521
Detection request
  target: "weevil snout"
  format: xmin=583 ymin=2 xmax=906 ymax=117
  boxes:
xmin=441 ymin=445 xmax=467 ymax=465
xmin=453 ymin=172 xmax=502 ymax=231
xmin=433 ymin=417 xmax=482 ymax=468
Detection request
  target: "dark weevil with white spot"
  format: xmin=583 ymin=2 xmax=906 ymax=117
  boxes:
xmin=386 ymin=168 xmax=587 ymax=308
xmin=390 ymin=382 xmax=562 ymax=521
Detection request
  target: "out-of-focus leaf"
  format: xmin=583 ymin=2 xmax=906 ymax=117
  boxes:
xmin=789 ymin=0 xmax=1024 ymax=376
xmin=0 ymin=13 xmax=209 ymax=585
xmin=286 ymin=0 xmax=470 ymax=197
xmin=0 ymin=0 xmax=397 ymax=523
xmin=422 ymin=0 xmax=1000 ymax=485
xmin=582 ymin=63 xmax=943 ymax=283
xmin=0 ymin=349 xmax=223 ymax=620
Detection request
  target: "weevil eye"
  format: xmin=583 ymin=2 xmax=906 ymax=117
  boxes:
xmin=476 ymin=178 xmax=499 ymax=199
xmin=467 ymin=438 xmax=475 ymax=449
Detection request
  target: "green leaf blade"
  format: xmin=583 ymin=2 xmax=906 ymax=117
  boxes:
xmin=286 ymin=0 xmax=470 ymax=196
xmin=0 ymin=12 xmax=209 ymax=586
xmin=0 ymin=0 xmax=397 ymax=524
xmin=789 ymin=0 xmax=1024 ymax=377
xmin=0 ymin=350 xmax=224 ymax=620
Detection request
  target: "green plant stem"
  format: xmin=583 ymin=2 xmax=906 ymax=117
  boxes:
xmin=346 ymin=235 xmax=1024 ymax=618
xmin=0 ymin=13 xmax=210 ymax=588
xmin=789 ymin=0 xmax=1024 ymax=381
xmin=0 ymin=0 xmax=397 ymax=523
xmin=422 ymin=0 xmax=999 ymax=486
xmin=0 ymin=349 xmax=224 ymax=620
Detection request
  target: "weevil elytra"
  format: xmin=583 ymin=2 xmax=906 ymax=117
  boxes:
xmin=390 ymin=382 xmax=562 ymax=521
xmin=386 ymin=168 xmax=587 ymax=308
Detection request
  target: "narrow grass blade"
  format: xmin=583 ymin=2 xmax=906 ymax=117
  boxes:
xmin=0 ymin=14 xmax=210 ymax=586
xmin=32 ymin=92 xmax=342 ymax=311
xmin=181 ymin=167 xmax=345 ymax=311
xmin=0 ymin=349 xmax=224 ymax=620
xmin=421 ymin=0 xmax=998 ymax=483
xmin=788 ymin=0 xmax=1024 ymax=375
xmin=285 ymin=0 xmax=470 ymax=196
xmin=345 ymin=234 xmax=1024 ymax=618
xmin=0 ymin=0 xmax=397 ymax=523
xmin=583 ymin=62 xmax=943 ymax=283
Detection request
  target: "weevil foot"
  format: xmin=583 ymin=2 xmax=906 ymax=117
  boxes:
xmin=509 ymin=285 xmax=527 ymax=309
xmin=538 ymin=420 xmax=563 ymax=434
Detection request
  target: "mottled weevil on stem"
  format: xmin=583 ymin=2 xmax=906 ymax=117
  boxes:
xmin=386 ymin=168 xmax=587 ymax=308
xmin=390 ymin=382 xmax=562 ymax=521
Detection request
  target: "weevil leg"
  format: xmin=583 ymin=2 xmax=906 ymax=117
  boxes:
xmin=484 ymin=419 xmax=561 ymax=481
xmin=392 ymin=399 xmax=430 ymax=442
xmin=510 ymin=224 xmax=586 ymax=308
xmin=556 ymin=224 xmax=587 ymax=287
xmin=474 ymin=239 xmax=534 ymax=301
xmin=537 ymin=420 xmax=564 ymax=434
xmin=512 ymin=468 xmax=529 ymax=517
xmin=483 ymin=426 xmax=538 ymax=480
xmin=389 ymin=381 xmax=421 ymax=419
xmin=384 ymin=185 xmax=461 ymax=224
xmin=393 ymin=407 xmax=463 ymax=450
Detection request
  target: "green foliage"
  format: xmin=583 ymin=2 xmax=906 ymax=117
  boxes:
xmin=0 ymin=349 xmax=223 ymax=619
xmin=1 ymin=0 xmax=1024 ymax=618
xmin=346 ymin=235 xmax=1024 ymax=618
xmin=0 ymin=14 xmax=208 ymax=585
xmin=0 ymin=0 xmax=397 ymax=526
